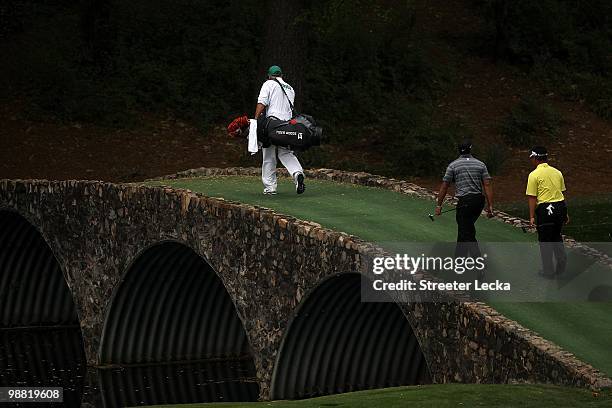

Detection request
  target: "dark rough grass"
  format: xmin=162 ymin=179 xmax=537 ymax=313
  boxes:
xmin=148 ymin=176 xmax=612 ymax=377
xmin=499 ymin=194 xmax=612 ymax=245
xmin=142 ymin=384 xmax=612 ymax=408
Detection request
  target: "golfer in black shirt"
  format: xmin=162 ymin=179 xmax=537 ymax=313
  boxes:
xmin=435 ymin=141 xmax=494 ymax=259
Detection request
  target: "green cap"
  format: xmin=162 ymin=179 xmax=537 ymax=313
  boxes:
xmin=267 ymin=65 xmax=282 ymax=77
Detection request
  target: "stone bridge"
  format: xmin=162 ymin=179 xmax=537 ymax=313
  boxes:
xmin=0 ymin=169 xmax=609 ymax=401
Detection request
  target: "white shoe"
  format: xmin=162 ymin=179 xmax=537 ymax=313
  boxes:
xmin=263 ymin=190 xmax=277 ymax=195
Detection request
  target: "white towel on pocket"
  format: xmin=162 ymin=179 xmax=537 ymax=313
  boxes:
xmin=248 ymin=119 xmax=259 ymax=154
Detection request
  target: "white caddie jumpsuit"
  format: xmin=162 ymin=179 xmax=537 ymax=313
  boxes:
xmin=257 ymin=77 xmax=303 ymax=193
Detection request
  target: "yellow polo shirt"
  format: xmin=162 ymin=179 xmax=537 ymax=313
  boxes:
xmin=526 ymin=163 xmax=566 ymax=204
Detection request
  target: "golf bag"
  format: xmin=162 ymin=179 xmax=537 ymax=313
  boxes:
xmin=258 ymin=114 xmax=323 ymax=152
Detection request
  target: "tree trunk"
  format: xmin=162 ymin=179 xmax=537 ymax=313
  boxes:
xmin=260 ymin=0 xmax=306 ymax=110
xmin=80 ymin=0 xmax=113 ymax=66
xmin=492 ymin=0 xmax=509 ymax=61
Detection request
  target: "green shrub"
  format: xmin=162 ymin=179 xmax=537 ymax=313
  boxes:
xmin=573 ymin=73 xmax=612 ymax=120
xmin=111 ymin=0 xmax=263 ymax=128
xmin=25 ymin=61 xmax=136 ymax=126
xmin=384 ymin=121 xmax=462 ymax=177
xmin=479 ymin=143 xmax=510 ymax=175
xmin=531 ymin=62 xmax=612 ymax=121
xmin=297 ymin=147 xmax=333 ymax=169
xmin=6 ymin=1 xmax=263 ymax=128
xmin=301 ymin=0 xmax=451 ymax=145
xmin=478 ymin=0 xmax=612 ymax=72
xmin=476 ymin=0 xmax=612 ymax=120
xmin=502 ymin=98 xmax=560 ymax=147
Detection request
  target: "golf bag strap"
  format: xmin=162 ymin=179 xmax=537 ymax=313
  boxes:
xmin=273 ymin=78 xmax=296 ymax=117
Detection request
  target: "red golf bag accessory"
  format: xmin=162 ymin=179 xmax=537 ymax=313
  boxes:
xmin=227 ymin=115 xmax=249 ymax=137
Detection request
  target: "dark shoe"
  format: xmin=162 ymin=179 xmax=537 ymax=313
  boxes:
xmin=296 ymin=173 xmax=306 ymax=194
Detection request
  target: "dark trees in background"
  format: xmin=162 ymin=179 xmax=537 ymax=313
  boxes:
xmin=2 ymin=0 xmax=264 ymax=126
xmin=481 ymin=0 xmax=612 ymax=71
xmin=0 ymin=0 xmax=72 ymax=40
xmin=0 ymin=2 xmax=24 ymax=39
xmin=1 ymin=0 xmax=459 ymax=175
xmin=478 ymin=0 xmax=612 ymax=118
xmin=3 ymin=1 xmax=611 ymax=174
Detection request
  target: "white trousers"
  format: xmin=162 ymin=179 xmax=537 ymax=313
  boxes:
xmin=261 ymin=146 xmax=304 ymax=192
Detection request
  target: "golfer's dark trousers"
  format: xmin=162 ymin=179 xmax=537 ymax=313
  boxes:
xmin=536 ymin=200 xmax=567 ymax=276
xmin=455 ymin=194 xmax=485 ymax=258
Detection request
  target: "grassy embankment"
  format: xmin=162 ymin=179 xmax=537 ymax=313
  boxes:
xmin=143 ymin=383 xmax=611 ymax=408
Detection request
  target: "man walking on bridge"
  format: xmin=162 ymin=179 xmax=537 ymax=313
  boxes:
xmin=526 ymin=146 xmax=568 ymax=278
xmin=435 ymin=141 xmax=494 ymax=261
xmin=255 ymin=65 xmax=306 ymax=195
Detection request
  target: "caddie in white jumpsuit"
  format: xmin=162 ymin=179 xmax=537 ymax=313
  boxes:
xmin=254 ymin=65 xmax=305 ymax=195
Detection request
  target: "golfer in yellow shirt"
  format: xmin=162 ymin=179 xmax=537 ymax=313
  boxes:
xmin=526 ymin=146 xmax=569 ymax=278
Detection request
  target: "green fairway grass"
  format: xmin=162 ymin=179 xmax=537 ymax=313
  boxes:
xmin=142 ymin=384 xmax=612 ymax=408
xmin=147 ymin=176 xmax=612 ymax=377
xmin=151 ymin=176 xmax=534 ymax=242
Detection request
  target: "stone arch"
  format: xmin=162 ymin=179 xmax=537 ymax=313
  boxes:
xmin=271 ymin=273 xmax=431 ymax=399
xmin=99 ymin=241 xmax=259 ymax=403
xmin=0 ymin=209 xmax=79 ymax=327
xmin=0 ymin=209 xmax=86 ymax=406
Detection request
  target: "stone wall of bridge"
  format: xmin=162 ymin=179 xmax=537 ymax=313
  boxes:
xmin=0 ymin=171 xmax=610 ymax=400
